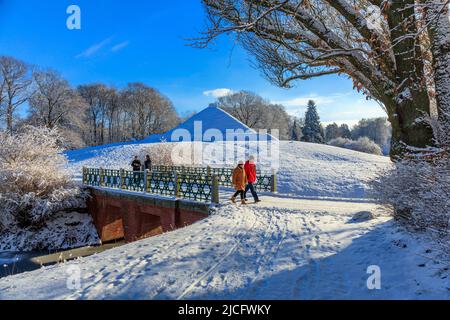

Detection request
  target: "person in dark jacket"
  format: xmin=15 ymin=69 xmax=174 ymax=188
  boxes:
xmin=144 ymin=155 xmax=152 ymax=171
xmin=244 ymin=155 xmax=261 ymax=203
xmin=131 ymin=156 xmax=142 ymax=172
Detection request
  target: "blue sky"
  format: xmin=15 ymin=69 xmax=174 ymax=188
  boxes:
xmin=0 ymin=0 xmax=385 ymax=126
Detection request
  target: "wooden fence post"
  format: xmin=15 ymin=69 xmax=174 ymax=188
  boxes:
xmin=212 ymin=174 xmax=219 ymax=204
xmin=271 ymin=170 xmax=277 ymax=193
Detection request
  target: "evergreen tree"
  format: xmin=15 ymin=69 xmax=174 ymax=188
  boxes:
xmin=325 ymin=123 xmax=340 ymax=142
xmin=291 ymin=119 xmax=299 ymax=141
xmin=301 ymin=100 xmax=324 ymax=144
xmin=339 ymin=124 xmax=352 ymax=139
xmin=290 ymin=117 xmax=303 ymax=141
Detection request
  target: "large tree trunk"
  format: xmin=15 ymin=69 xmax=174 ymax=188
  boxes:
xmin=387 ymin=95 xmax=434 ymax=159
xmin=425 ymin=0 xmax=450 ymax=118
xmin=385 ymin=0 xmax=435 ymax=159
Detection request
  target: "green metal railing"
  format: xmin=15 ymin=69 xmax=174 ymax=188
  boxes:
xmin=177 ymin=173 xmax=218 ymax=203
xmin=82 ymin=167 xmax=219 ymax=204
xmin=147 ymin=171 xmax=177 ymax=197
xmin=82 ymin=164 xmax=277 ymax=204
xmin=150 ymin=165 xmax=277 ymax=193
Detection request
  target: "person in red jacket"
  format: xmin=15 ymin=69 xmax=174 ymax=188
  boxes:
xmin=244 ymin=155 xmax=261 ymax=203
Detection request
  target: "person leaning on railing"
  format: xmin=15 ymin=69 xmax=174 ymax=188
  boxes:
xmin=144 ymin=155 xmax=152 ymax=172
xmin=131 ymin=156 xmax=142 ymax=172
xmin=131 ymin=155 xmax=142 ymax=185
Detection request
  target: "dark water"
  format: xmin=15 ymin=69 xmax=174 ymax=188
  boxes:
xmin=0 ymin=251 xmax=46 ymax=278
xmin=0 ymin=241 xmax=125 ymax=279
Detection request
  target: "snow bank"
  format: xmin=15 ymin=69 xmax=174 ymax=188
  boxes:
xmin=0 ymin=212 xmax=100 ymax=252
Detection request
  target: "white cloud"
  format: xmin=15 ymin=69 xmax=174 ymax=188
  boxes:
xmin=203 ymin=88 xmax=233 ymax=98
xmin=111 ymin=41 xmax=130 ymax=52
xmin=272 ymin=94 xmax=336 ymax=108
xmin=271 ymin=92 xmax=386 ymax=123
xmin=76 ymin=37 xmax=113 ymax=59
xmin=322 ymin=120 xmax=361 ymax=128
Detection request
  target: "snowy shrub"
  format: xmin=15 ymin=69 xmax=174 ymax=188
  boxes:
xmin=0 ymin=126 xmax=88 ymax=230
xmin=0 ymin=211 xmax=100 ymax=252
xmin=139 ymin=141 xmax=175 ymax=166
xmin=369 ymin=114 xmax=450 ymax=238
xmin=328 ymin=137 xmax=383 ymax=155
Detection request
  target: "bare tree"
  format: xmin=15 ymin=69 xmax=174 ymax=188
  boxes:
xmin=77 ymin=82 xmax=180 ymax=146
xmin=105 ymin=87 xmax=120 ymax=143
xmin=217 ymin=90 xmax=291 ymax=138
xmin=0 ymin=68 xmax=5 ymax=119
xmin=0 ymin=56 xmax=32 ymax=134
xmin=265 ymin=103 xmax=291 ymax=139
xmin=218 ymin=91 xmax=266 ymax=127
xmin=195 ymin=0 xmax=450 ymax=158
xmin=77 ymin=84 xmax=110 ymax=145
xmin=122 ymin=83 xmax=179 ymax=140
xmin=29 ymin=69 xmax=87 ymax=129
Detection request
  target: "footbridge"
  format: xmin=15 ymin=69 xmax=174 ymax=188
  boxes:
xmin=83 ymin=166 xmax=277 ymax=243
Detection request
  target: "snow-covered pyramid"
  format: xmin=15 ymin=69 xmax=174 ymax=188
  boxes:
xmin=142 ymin=105 xmax=276 ymax=143
xmin=66 ymin=106 xmax=275 ymax=163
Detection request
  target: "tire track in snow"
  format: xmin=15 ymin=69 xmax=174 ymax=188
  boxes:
xmin=148 ymin=205 xmax=251 ymax=299
xmin=127 ymin=206 xmax=246 ymax=299
xmin=176 ymin=206 xmax=259 ymax=300
xmin=69 ymin=206 xmax=244 ymax=300
xmin=291 ymin=211 xmax=340 ymax=299
xmin=238 ymin=207 xmax=288 ymax=299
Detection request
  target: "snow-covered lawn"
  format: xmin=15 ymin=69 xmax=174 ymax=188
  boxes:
xmin=1 ymin=140 xmax=447 ymax=300
xmin=0 ymin=195 xmax=447 ymax=300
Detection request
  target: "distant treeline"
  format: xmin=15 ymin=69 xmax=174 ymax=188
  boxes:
xmin=0 ymin=55 xmax=180 ymax=149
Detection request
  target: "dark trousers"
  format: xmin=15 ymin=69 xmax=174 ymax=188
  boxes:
xmin=233 ymin=190 xmax=245 ymax=200
xmin=245 ymin=183 xmax=259 ymax=201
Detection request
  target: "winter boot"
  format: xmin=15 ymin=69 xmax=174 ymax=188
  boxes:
xmin=241 ymin=199 xmax=248 ymax=205
xmin=231 ymin=196 xmax=237 ymax=204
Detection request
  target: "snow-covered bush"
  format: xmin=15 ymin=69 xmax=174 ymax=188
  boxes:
xmin=139 ymin=141 xmax=175 ymax=166
xmin=328 ymin=137 xmax=383 ymax=155
xmin=0 ymin=211 xmax=100 ymax=251
xmin=369 ymin=114 xmax=449 ymax=238
xmin=0 ymin=126 xmax=88 ymax=230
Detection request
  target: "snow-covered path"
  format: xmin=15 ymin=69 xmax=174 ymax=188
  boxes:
xmin=0 ymin=196 xmax=447 ymax=300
